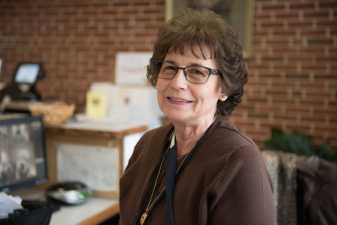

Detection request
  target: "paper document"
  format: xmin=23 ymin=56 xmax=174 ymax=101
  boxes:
xmin=0 ymin=192 xmax=23 ymax=219
xmin=86 ymin=91 xmax=108 ymax=119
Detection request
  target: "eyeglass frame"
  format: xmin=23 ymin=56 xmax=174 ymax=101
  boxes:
xmin=155 ymin=60 xmax=221 ymax=84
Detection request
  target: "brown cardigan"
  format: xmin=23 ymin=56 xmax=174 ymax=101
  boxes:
xmin=119 ymin=119 xmax=276 ymax=225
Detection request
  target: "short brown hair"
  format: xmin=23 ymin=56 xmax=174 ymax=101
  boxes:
xmin=147 ymin=9 xmax=248 ymax=116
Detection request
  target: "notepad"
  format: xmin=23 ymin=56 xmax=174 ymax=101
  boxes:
xmin=86 ymin=91 xmax=108 ymax=119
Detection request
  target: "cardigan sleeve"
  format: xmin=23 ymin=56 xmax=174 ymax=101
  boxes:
xmin=208 ymin=145 xmax=276 ymax=225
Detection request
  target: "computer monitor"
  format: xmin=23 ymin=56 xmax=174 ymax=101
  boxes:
xmin=0 ymin=115 xmax=48 ymax=192
xmin=14 ymin=63 xmax=42 ymax=85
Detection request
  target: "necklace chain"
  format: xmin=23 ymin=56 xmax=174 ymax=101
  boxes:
xmin=139 ymin=151 xmax=190 ymax=225
xmin=140 ymin=154 xmax=166 ymax=225
xmin=140 ymin=131 xmax=195 ymax=225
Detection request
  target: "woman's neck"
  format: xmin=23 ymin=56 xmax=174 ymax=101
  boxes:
xmin=173 ymin=117 xmax=215 ymax=157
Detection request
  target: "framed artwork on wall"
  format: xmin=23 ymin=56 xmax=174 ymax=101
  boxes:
xmin=115 ymin=52 xmax=152 ymax=85
xmin=165 ymin=0 xmax=254 ymax=58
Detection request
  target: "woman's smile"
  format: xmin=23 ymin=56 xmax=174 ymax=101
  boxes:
xmin=166 ymin=96 xmax=193 ymax=105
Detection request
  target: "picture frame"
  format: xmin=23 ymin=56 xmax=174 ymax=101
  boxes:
xmin=0 ymin=115 xmax=48 ymax=191
xmin=115 ymin=52 xmax=152 ymax=85
xmin=165 ymin=0 xmax=254 ymax=58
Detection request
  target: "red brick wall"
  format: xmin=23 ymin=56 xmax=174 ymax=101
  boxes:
xmin=0 ymin=0 xmax=164 ymax=104
xmin=232 ymin=0 xmax=337 ymax=150
xmin=0 ymin=0 xmax=336 ymax=150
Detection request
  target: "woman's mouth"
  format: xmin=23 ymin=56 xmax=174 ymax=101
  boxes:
xmin=166 ymin=96 xmax=193 ymax=105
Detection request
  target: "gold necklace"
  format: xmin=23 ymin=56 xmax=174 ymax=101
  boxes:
xmin=140 ymin=131 xmax=176 ymax=225
xmin=139 ymin=154 xmax=166 ymax=225
xmin=140 ymin=132 xmax=196 ymax=225
xmin=139 ymin=153 xmax=191 ymax=225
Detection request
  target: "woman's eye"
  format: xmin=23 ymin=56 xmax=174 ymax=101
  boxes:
xmin=162 ymin=65 xmax=177 ymax=73
xmin=188 ymin=67 xmax=207 ymax=76
xmin=190 ymin=69 xmax=202 ymax=74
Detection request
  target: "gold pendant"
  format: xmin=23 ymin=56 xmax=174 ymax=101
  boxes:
xmin=140 ymin=212 xmax=148 ymax=225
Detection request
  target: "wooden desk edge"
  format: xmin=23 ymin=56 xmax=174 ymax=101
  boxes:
xmin=77 ymin=203 xmax=120 ymax=225
xmin=46 ymin=125 xmax=148 ymax=137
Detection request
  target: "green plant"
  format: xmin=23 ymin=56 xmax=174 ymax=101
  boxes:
xmin=264 ymin=128 xmax=337 ymax=162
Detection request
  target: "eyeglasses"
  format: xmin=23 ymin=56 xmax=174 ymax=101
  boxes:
xmin=158 ymin=61 xmax=220 ymax=84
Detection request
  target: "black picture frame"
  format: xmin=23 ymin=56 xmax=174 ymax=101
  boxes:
xmin=165 ymin=0 xmax=254 ymax=58
xmin=0 ymin=115 xmax=48 ymax=191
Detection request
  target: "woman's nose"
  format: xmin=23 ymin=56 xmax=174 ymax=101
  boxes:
xmin=169 ymin=69 xmax=188 ymax=89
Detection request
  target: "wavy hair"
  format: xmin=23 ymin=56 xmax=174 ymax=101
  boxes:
xmin=147 ymin=9 xmax=248 ymax=116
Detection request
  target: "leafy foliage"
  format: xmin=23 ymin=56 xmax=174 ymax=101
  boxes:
xmin=264 ymin=128 xmax=337 ymax=162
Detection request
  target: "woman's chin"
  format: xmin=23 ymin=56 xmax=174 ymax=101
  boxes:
xmin=165 ymin=113 xmax=184 ymax=121
xmin=165 ymin=113 xmax=195 ymax=125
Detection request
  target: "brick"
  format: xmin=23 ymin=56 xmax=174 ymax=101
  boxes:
xmin=313 ymin=74 xmax=336 ymax=80
xmin=247 ymin=111 xmax=270 ymax=119
xmin=271 ymin=64 xmax=298 ymax=72
xmin=269 ymin=94 xmax=294 ymax=104
xmin=317 ymin=19 xmax=337 ymax=28
xmin=255 ymin=14 xmax=273 ymax=21
xmin=300 ymin=29 xmax=330 ymax=37
xmin=306 ymin=37 xmax=334 ymax=46
xmin=273 ymin=10 xmax=300 ymax=19
xmin=318 ymin=1 xmax=337 ymax=9
xmin=268 ymin=44 xmax=295 ymax=53
xmin=260 ymin=21 xmax=286 ymax=28
xmin=271 ymin=30 xmax=298 ymax=36
xmin=289 ymin=2 xmax=315 ymax=10
xmin=287 ymin=20 xmax=314 ymax=29
xmin=261 ymin=2 xmax=287 ymax=11
xmin=285 ymin=73 xmax=310 ymax=79
xmin=259 ymin=104 xmax=285 ymax=112
xmin=284 ymin=120 xmax=313 ymax=130
xmin=303 ymin=10 xmax=331 ymax=19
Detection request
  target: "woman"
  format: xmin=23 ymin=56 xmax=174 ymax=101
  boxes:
xmin=119 ymin=9 xmax=275 ymax=225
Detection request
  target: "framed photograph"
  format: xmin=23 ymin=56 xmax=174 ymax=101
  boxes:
xmin=165 ymin=0 xmax=254 ymax=58
xmin=0 ymin=115 xmax=48 ymax=191
xmin=115 ymin=52 xmax=152 ymax=85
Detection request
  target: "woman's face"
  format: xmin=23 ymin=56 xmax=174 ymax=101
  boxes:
xmin=156 ymin=48 xmax=222 ymax=126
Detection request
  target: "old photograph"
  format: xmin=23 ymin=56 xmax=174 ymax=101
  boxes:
xmin=0 ymin=123 xmax=37 ymax=186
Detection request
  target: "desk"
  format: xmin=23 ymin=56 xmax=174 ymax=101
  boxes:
xmin=50 ymin=198 xmax=119 ymax=225
xmin=13 ymin=186 xmax=119 ymax=225
xmin=46 ymin=120 xmax=147 ymax=198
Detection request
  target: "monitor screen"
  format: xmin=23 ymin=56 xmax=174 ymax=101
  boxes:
xmin=0 ymin=115 xmax=48 ymax=192
xmin=14 ymin=63 xmax=41 ymax=84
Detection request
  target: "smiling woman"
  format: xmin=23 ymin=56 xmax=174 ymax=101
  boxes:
xmin=119 ymin=9 xmax=275 ymax=225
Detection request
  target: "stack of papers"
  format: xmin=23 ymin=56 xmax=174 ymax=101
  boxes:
xmin=0 ymin=192 xmax=23 ymax=219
